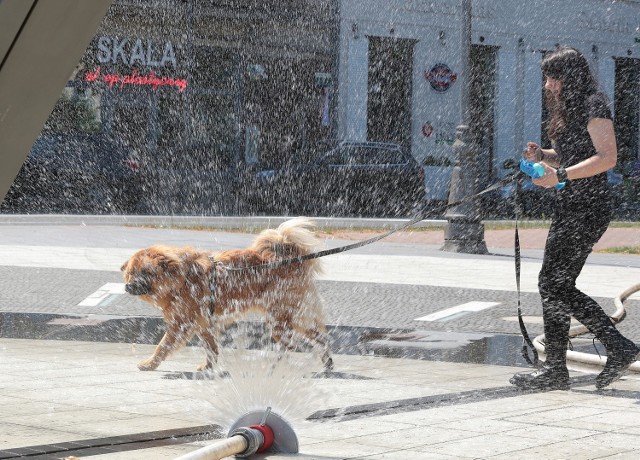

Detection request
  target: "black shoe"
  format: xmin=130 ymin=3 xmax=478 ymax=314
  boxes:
xmin=596 ymin=344 xmax=639 ymax=389
xmin=510 ymin=365 xmax=570 ymax=390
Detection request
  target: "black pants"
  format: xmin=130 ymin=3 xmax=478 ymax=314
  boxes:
xmin=538 ymin=206 xmax=613 ymax=363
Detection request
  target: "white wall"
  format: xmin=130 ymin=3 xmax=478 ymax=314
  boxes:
xmin=338 ymin=0 xmax=463 ymax=165
xmin=473 ymin=0 xmax=638 ymax=177
xmin=338 ymin=0 xmax=639 ymax=198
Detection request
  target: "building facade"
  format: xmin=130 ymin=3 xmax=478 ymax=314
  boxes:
xmin=3 ymin=0 xmax=638 ymax=216
xmin=2 ymin=0 xmax=340 ymax=215
xmin=337 ymin=0 xmax=639 ymax=201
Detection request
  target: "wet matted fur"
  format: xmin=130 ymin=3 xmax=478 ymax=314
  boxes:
xmin=120 ymin=217 xmax=333 ymax=372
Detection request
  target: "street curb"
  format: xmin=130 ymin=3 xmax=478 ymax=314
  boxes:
xmin=0 ymin=213 xmax=449 ymax=230
xmin=0 ymin=213 xmax=561 ymax=231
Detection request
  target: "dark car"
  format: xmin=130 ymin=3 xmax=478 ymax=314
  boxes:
xmin=254 ymin=141 xmax=425 ymax=217
xmin=143 ymin=142 xmax=236 ymax=216
xmin=1 ymin=134 xmax=141 ymax=214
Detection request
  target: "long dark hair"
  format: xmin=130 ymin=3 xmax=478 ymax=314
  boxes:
xmin=541 ymin=47 xmax=599 ymax=140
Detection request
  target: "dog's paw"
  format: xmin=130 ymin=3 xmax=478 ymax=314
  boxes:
xmin=323 ymin=357 xmax=334 ymax=373
xmin=196 ymin=361 xmax=214 ymax=372
xmin=137 ymin=359 xmax=160 ymax=371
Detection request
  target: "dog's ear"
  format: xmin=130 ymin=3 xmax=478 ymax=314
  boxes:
xmin=120 ymin=260 xmax=129 ymax=272
xmin=156 ymin=254 xmax=180 ymax=273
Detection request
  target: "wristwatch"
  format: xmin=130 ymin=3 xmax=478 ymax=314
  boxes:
xmin=556 ymin=167 xmax=569 ymax=184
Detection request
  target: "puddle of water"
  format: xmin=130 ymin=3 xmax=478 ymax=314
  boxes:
xmin=0 ymin=312 xmax=557 ymax=368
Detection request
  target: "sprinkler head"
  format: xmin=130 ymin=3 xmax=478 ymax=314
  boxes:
xmin=228 ymin=407 xmax=298 ymax=456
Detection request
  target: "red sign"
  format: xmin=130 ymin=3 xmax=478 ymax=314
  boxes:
xmin=421 ymin=123 xmax=434 ymax=138
xmin=425 ymin=63 xmax=457 ymax=93
xmin=85 ymin=67 xmax=187 ymax=92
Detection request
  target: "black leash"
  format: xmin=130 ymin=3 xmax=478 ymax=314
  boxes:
xmin=208 ymin=170 xmax=540 ymax=368
xmin=216 ymin=172 xmax=518 ymax=273
xmin=513 ymin=176 xmax=539 ymax=366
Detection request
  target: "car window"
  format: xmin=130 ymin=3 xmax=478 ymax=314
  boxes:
xmin=320 ymin=145 xmax=408 ymax=165
xmin=348 ymin=147 xmax=406 ymax=165
xmin=320 ymin=149 xmax=347 ymax=165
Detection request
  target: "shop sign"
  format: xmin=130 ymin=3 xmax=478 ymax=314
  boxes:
xmin=421 ymin=122 xmax=433 ymax=138
xmin=89 ymin=36 xmax=185 ymax=91
xmin=85 ymin=66 xmax=187 ymax=92
xmin=425 ymin=63 xmax=457 ymax=93
xmin=421 ymin=121 xmax=455 ymax=145
xmin=97 ymin=36 xmax=177 ymax=68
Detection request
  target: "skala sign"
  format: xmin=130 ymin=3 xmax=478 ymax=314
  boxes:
xmin=96 ymin=36 xmax=177 ymax=68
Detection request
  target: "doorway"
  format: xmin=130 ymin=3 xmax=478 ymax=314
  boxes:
xmin=614 ymin=58 xmax=640 ymax=166
xmin=469 ymin=44 xmax=498 ymax=186
xmin=367 ymin=37 xmax=415 ymax=151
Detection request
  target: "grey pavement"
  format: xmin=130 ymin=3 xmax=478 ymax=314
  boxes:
xmin=1 ymin=214 xmax=640 ymax=459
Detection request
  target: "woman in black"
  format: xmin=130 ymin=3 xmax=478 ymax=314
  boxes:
xmin=510 ymin=47 xmax=639 ymax=390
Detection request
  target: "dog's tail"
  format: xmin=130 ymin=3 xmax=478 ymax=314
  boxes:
xmin=251 ymin=217 xmax=320 ymax=260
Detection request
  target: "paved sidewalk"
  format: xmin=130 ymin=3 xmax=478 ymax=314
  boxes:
xmin=1 ymin=215 xmax=639 ymax=459
xmin=2 ymin=338 xmax=640 ymax=459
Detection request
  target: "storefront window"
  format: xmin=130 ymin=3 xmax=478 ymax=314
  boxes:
xmin=190 ymin=92 xmax=237 ymax=168
xmin=157 ymin=91 xmax=188 ymax=148
xmin=192 ymin=46 xmax=239 ymax=90
xmin=43 ymin=86 xmax=102 ymax=134
xmin=111 ymin=101 xmax=150 ymax=153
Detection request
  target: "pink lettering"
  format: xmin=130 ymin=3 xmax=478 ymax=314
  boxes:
xmin=103 ymin=73 xmax=120 ymax=87
xmin=85 ymin=66 xmax=100 ymax=82
xmin=84 ymin=67 xmax=187 ymax=92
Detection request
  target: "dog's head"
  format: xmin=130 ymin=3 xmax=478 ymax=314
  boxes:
xmin=120 ymin=246 xmax=182 ymax=297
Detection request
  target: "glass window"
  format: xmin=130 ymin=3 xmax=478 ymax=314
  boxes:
xmin=112 ymin=103 xmax=149 ymax=152
xmin=157 ymin=91 xmax=187 ymax=148
xmin=355 ymin=147 xmax=405 ymax=165
xmin=189 ymin=93 xmax=237 ymax=169
xmin=43 ymin=86 xmax=102 ymax=134
xmin=192 ymin=46 xmax=239 ymax=89
xmin=320 ymin=148 xmax=346 ymax=165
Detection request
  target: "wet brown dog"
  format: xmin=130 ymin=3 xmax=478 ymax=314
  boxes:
xmin=121 ymin=217 xmax=333 ymax=372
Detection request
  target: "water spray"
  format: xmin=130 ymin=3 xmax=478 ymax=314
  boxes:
xmin=175 ymin=407 xmax=298 ymax=459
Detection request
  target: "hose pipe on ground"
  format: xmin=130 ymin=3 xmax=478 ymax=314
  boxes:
xmin=533 ymin=283 xmax=640 ymax=371
xmin=175 ymin=407 xmax=297 ymax=460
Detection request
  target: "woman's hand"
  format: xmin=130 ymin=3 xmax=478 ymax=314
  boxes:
xmin=532 ymin=162 xmax=561 ymax=188
xmin=524 ymin=142 xmax=543 ymax=162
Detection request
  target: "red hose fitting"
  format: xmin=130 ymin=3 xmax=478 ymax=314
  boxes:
xmin=249 ymin=423 xmax=274 ymax=453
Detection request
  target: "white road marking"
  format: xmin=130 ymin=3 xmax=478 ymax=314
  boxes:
xmin=415 ymin=301 xmax=501 ymax=322
xmin=78 ymin=283 xmax=126 ymax=307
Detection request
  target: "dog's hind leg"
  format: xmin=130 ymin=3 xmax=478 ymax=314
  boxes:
xmin=138 ymin=319 xmax=196 ymax=371
xmin=297 ymin=323 xmax=333 ymax=372
xmin=269 ymin=316 xmax=296 ymax=353
xmin=297 ymin=289 xmax=334 ymax=371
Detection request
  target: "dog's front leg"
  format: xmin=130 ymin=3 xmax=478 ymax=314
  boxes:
xmin=138 ymin=320 xmax=195 ymax=371
xmin=195 ymin=324 xmax=220 ymax=371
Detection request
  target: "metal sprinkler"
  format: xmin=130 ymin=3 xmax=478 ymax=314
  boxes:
xmin=175 ymin=407 xmax=298 ymax=459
